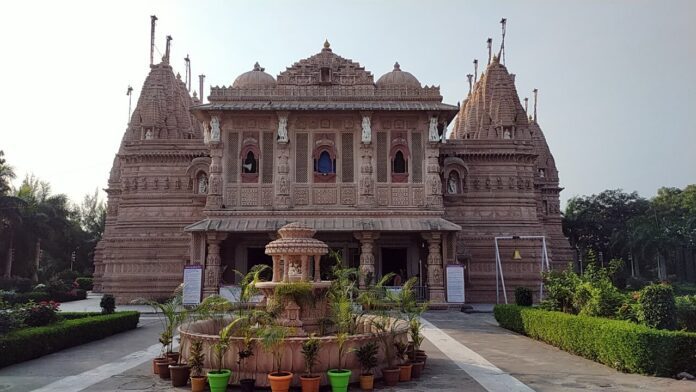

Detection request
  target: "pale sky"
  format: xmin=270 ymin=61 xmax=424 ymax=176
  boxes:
xmin=1 ymin=0 xmax=694 ymax=207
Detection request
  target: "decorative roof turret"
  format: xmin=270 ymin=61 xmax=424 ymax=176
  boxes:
xmin=232 ymin=62 xmax=277 ymax=88
xmin=376 ymin=62 xmax=422 ymax=88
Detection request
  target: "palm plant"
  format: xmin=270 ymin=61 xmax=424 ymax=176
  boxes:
xmin=259 ymin=324 xmax=291 ymax=375
xmin=354 ymin=342 xmax=378 ymax=376
xmin=409 ymin=318 xmax=425 ymax=358
xmin=212 ymin=317 xmax=245 ymax=373
xmin=394 ymin=340 xmax=408 ymax=365
xmin=188 ymin=339 xmax=205 ymax=377
xmin=301 ymin=334 xmax=321 ymax=377
xmin=236 ymin=321 xmax=257 ymax=382
xmin=232 ymin=264 xmax=270 ymax=317
xmin=357 ymin=272 xmax=395 ymax=311
xmin=134 ymin=293 xmax=186 ymax=356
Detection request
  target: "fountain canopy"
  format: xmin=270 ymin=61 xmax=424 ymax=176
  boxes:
xmin=264 ymin=222 xmax=328 ymax=283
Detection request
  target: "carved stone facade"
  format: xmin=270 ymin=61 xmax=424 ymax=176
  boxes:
xmin=97 ymin=44 xmax=570 ymax=304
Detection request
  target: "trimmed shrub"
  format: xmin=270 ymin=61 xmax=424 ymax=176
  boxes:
xmin=514 ymin=287 xmax=533 ymax=306
xmin=573 ymin=280 xmax=625 ymax=318
xmin=676 ymin=295 xmax=696 ymax=332
xmin=24 ymin=301 xmax=60 ymax=327
xmin=0 ymin=277 xmax=33 ymax=293
xmin=56 ymin=270 xmax=79 ymax=285
xmin=52 ymin=289 xmax=87 ymax=302
xmin=494 ymin=304 xmax=696 ymax=376
xmin=1 ymin=291 xmax=51 ymax=305
xmin=75 ymin=277 xmax=93 ymax=291
xmin=0 ymin=311 xmax=140 ymax=367
xmin=638 ymin=284 xmax=677 ymax=330
xmin=100 ymin=294 xmax=116 ymax=314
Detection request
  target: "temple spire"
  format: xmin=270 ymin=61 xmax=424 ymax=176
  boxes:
xmin=199 ymin=74 xmax=206 ymax=104
xmin=499 ymin=18 xmax=507 ymax=65
xmin=473 ymin=59 xmax=478 ymax=83
xmin=487 ymin=38 xmax=493 ymax=65
xmin=533 ymin=88 xmax=538 ymax=122
xmin=524 ymin=97 xmax=529 ymax=115
xmin=149 ymin=15 xmax=158 ymax=66
xmin=126 ymin=85 xmax=133 ymax=123
xmin=467 ymin=74 xmax=473 ymax=94
xmin=184 ymin=54 xmax=191 ymax=92
xmin=164 ymin=35 xmax=172 ymax=64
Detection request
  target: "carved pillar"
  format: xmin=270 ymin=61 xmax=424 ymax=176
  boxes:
xmin=206 ymin=116 xmax=224 ymax=209
xmin=355 ymin=232 xmax=379 ymax=288
xmin=275 ymin=142 xmax=291 ymax=208
xmin=425 ymin=142 xmax=443 ymax=208
xmin=272 ymin=255 xmax=282 ymax=282
xmin=422 ymin=232 xmax=445 ymax=303
xmin=203 ymin=232 xmax=227 ymax=297
xmin=314 ymin=255 xmax=321 ymax=282
xmin=358 ymin=146 xmax=376 ymax=207
xmin=300 ymin=255 xmax=309 ymax=281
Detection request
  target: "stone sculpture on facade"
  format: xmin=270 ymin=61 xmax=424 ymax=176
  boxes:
xmin=428 ymin=116 xmax=440 ymax=142
xmin=277 ymin=113 xmax=289 ymax=143
xmin=361 ymin=114 xmax=372 ymax=144
xmin=210 ymin=115 xmax=220 ymax=142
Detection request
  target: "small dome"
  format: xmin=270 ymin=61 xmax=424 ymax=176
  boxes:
xmin=376 ymin=62 xmax=421 ymax=88
xmin=232 ymin=62 xmax=276 ymax=88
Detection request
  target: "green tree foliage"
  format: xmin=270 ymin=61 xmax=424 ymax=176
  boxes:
xmin=0 ymin=153 xmax=106 ymax=281
xmin=563 ymin=186 xmax=696 ymax=283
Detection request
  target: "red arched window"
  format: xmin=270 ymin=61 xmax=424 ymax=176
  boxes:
xmin=390 ymin=142 xmax=409 ymax=183
xmin=240 ymin=145 xmax=260 ymax=183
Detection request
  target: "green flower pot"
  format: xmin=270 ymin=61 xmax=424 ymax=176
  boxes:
xmin=327 ymin=369 xmax=352 ymax=392
xmin=207 ymin=369 xmax=231 ymax=392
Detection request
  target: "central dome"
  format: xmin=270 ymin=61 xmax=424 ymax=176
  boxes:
xmin=232 ymin=62 xmax=276 ymax=88
xmin=376 ymin=62 xmax=421 ymax=88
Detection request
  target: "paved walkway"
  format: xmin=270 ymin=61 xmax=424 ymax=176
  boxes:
xmin=59 ymin=292 xmax=157 ymax=314
xmin=2 ymin=304 xmax=694 ymax=391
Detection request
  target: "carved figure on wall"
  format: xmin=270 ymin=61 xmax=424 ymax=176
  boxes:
xmin=428 ymin=116 xmax=439 ymax=142
xmin=210 ymin=116 xmax=221 ymax=142
xmin=503 ymin=128 xmax=512 ymax=140
xmin=202 ymin=121 xmax=210 ymax=144
xmin=279 ymin=176 xmax=289 ymax=194
xmin=361 ymin=115 xmax=371 ymax=143
xmin=277 ymin=115 xmax=288 ymax=143
xmin=211 ymin=176 xmax=221 ymax=194
xmin=197 ymin=173 xmax=208 ymax=194
xmin=447 ymin=172 xmax=459 ymax=194
xmin=145 ymin=129 xmax=153 ymax=140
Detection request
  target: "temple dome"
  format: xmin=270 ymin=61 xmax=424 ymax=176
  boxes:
xmin=376 ymin=62 xmax=421 ymax=88
xmin=232 ymin=62 xmax=276 ymax=88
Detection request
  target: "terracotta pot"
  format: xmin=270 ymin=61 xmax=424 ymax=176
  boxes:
xmin=327 ymin=369 xmax=351 ymax=392
xmin=300 ymin=374 xmax=321 ymax=392
xmin=190 ymin=375 xmax=206 ymax=392
xmin=153 ymin=357 xmax=166 ymax=374
xmin=169 ymin=364 xmax=190 ymax=387
xmin=381 ymin=367 xmax=400 ymax=387
xmin=410 ymin=361 xmax=424 ymax=379
xmin=416 ymin=353 xmax=427 ymax=367
xmin=239 ymin=378 xmax=256 ymax=392
xmin=207 ymin=369 xmax=231 ymax=392
xmin=359 ymin=374 xmax=374 ymax=391
xmin=398 ymin=363 xmax=412 ymax=382
xmin=166 ymin=352 xmax=180 ymax=363
xmin=268 ymin=371 xmax=293 ymax=392
xmin=156 ymin=360 xmax=172 ymax=379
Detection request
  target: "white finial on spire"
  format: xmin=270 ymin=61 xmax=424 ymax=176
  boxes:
xmin=184 ymin=54 xmax=191 ymax=92
xmin=467 ymin=74 xmax=473 ymax=94
xmin=150 ymin=15 xmax=158 ymax=66
xmin=473 ymin=59 xmax=479 ymax=83
xmin=164 ymin=35 xmax=172 ymax=64
xmin=499 ymin=18 xmax=507 ymax=65
xmin=533 ymin=88 xmax=538 ymax=122
xmin=487 ymin=38 xmax=493 ymax=65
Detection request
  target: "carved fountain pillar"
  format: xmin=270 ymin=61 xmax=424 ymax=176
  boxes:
xmin=422 ymin=232 xmax=445 ymax=303
xmin=355 ymin=231 xmax=380 ymax=289
xmin=203 ymin=232 xmax=227 ymax=297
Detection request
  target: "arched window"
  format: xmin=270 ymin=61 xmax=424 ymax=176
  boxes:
xmin=315 ymin=150 xmax=335 ymax=174
xmin=392 ymin=151 xmax=407 ymax=174
xmin=242 ymin=151 xmax=257 ymax=174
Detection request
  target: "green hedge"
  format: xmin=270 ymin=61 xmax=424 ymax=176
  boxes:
xmin=0 ymin=311 xmax=140 ymax=367
xmin=494 ymin=304 xmax=696 ymax=376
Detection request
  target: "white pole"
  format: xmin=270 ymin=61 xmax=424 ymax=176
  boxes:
xmin=495 ymin=238 xmax=500 ymax=304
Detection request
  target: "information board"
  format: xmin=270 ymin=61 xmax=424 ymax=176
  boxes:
xmin=446 ymin=265 xmax=465 ymax=303
xmin=182 ymin=265 xmax=203 ymax=305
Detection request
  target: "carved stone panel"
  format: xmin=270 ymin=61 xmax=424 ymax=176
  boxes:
xmin=391 ymin=188 xmax=409 ymax=206
xmin=261 ymin=188 xmax=273 ymax=206
xmin=340 ymin=186 xmax=356 ymax=206
xmin=224 ymin=187 xmax=237 ymax=207
xmin=240 ymin=188 xmax=259 ymax=206
xmin=295 ymin=187 xmax=309 ymax=205
xmin=412 ymin=187 xmax=424 ymax=206
xmin=377 ymin=187 xmax=389 ymax=206
xmin=313 ymin=188 xmax=337 ymax=205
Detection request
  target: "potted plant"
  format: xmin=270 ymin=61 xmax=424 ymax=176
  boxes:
xmin=354 ymin=341 xmax=378 ymax=391
xmin=260 ymin=324 xmax=293 ymax=392
xmin=169 ymin=336 xmax=192 ymax=387
xmin=327 ymin=332 xmax=352 ymax=392
xmin=237 ymin=326 xmax=257 ymax=392
xmin=394 ymin=340 xmax=412 ymax=382
xmin=408 ymin=318 xmax=426 ymax=376
xmin=134 ymin=294 xmax=185 ymax=375
xmin=208 ymin=318 xmax=240 ymax=392
xmin=156 ymin=329 xmax=174 ymax=379
xmin=372 ymin=315 xmax=400 ymax=386
xmin=188 ymin=339 xmax=207 ymax=392
xmin=300 ymin=334 xmax=321 ymax=392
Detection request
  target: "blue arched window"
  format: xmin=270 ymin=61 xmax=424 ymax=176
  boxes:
xmin=316 ymin=150 xmax=335 ymax=174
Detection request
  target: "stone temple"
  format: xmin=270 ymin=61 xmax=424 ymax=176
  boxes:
xmin=93 ymin=40 xmax=571 ymax=305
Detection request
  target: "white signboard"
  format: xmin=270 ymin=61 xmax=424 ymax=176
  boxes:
xmin=182 ymin=265 xmax=203 ymax=305
xmin=446 ymin=265 xmax=465 ymax=303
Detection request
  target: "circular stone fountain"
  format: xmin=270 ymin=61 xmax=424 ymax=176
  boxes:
xmin=179 ymin=222 xmax=408 ymax=387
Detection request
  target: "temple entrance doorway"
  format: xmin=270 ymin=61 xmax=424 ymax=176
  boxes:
xmin=381 ymin=247 xmax=408 ymax=285
xmin=247 ymin=247 xmax=273 ymax=281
